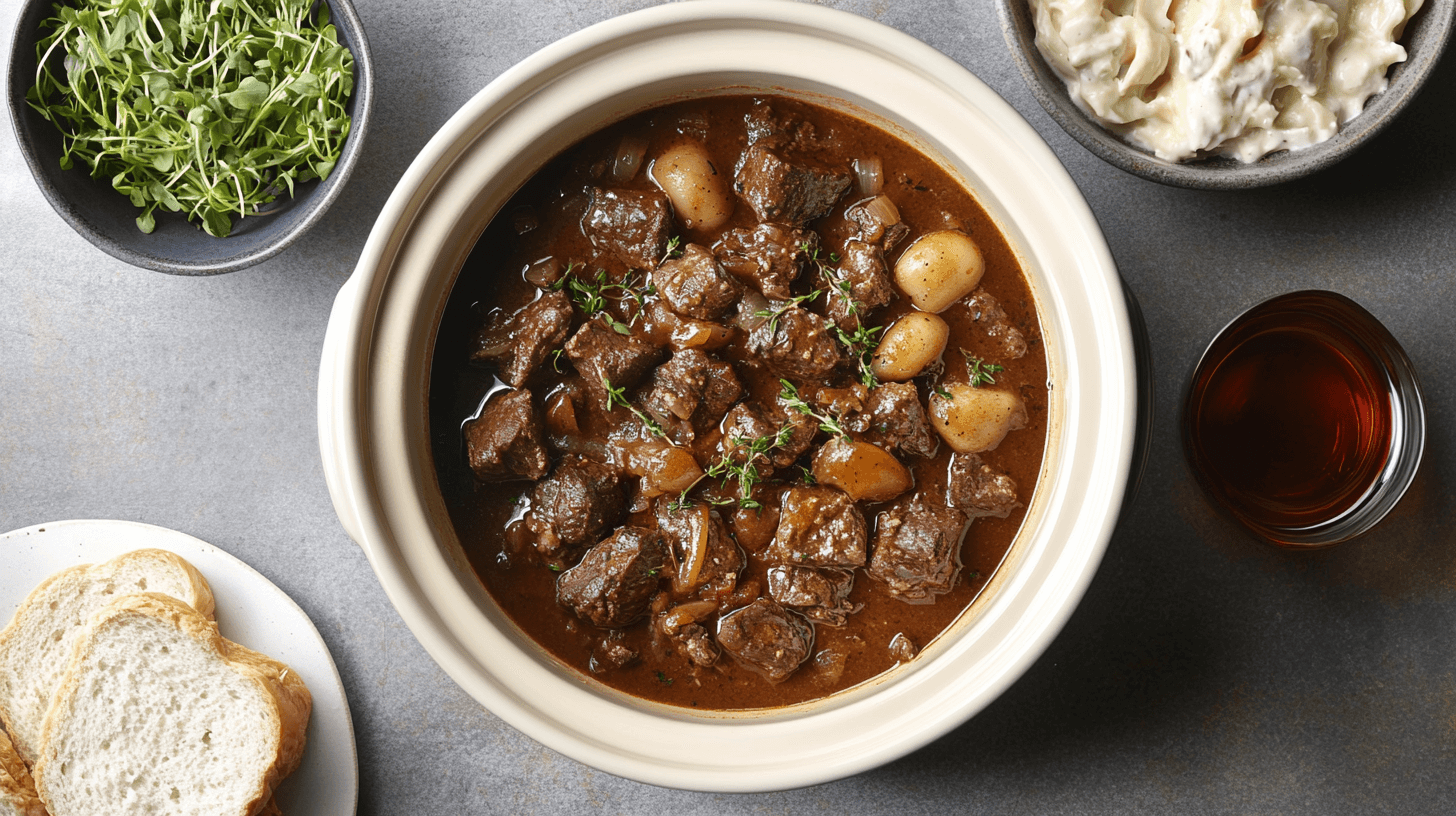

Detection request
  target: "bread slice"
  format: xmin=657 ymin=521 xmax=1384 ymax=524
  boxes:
xmin=0 ymin=549 xmax=216 ymax=765
xmin=32 ymin=594 xmax=310 ymax=816
xmin=0 ymin=730 xmax=46 ymax=816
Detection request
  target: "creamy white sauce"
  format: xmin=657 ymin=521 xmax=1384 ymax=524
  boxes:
xmin=1030 ymin=0 xmax=1424 ymax=162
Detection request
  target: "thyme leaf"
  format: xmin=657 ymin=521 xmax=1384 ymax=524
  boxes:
xmin=601 ymin=375 xmax=668 ymax=440
xmin=554 ymin=265 xmax=653 ymax=334
xmin=778 ymin=379 xmax=848 ymax=439
xmin=753 ymin=288 xmax=822 ymax=335
xmin=961 ymin=351 xmax=1005 ymax=387
xmin=668 ymin=423 xmax=795 ymax=512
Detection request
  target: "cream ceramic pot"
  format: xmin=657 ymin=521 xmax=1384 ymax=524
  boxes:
xmin=318 ymin=0 xmax=1139 ymax=791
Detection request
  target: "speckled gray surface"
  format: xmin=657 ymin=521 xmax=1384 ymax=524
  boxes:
xmin=3 ymin=0 xmax=1455 ymax=813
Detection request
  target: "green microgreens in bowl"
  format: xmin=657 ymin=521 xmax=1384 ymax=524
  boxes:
xmin=27 ymin=0 xmax=355 ymax=237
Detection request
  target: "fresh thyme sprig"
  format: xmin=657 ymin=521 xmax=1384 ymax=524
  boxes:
xmin=553 ymin=264 xmax=655 ymax=335
xmin=661 ymin=235 xmax=684 ymax=264
xmin=961 ymin=351 xmax=1005 ymax=387
xmin=601 ymin=376 xmax=668 ymax=440
xmin=668 ymin=424 xmax=796 ymax=512
xmin=829 ymin=281 xmax=885 ymax=388
xmin=754 ymin=289 xmax=822 ymax=335
xmin=778 ymin=379 xmax=848 ymax=439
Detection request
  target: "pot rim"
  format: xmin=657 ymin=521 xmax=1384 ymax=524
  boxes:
xmin=319 ymin=0 xmax=1138 ymax=791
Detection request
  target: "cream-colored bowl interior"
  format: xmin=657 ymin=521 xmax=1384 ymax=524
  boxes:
xmin=318 ymin=0 xmax=1136 ymax=792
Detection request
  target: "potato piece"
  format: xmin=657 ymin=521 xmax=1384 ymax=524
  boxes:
xmin=870 ymin=312 xmax=949 ymax=381
xmin=929 ymin=385 xmax=1027 ymax=453
xmin=893 ymin=230 xmax=984 ymax=313
xmin=650 ymin=140 xmax=734 ymax=231
xmin=811 ymin=437 xmax=912 ymax=503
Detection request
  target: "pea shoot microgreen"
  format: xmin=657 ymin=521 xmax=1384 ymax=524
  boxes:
xmin=961 ymin=351 xmax=1005 ymax=387
xmin=27 ymin=0 xmax=355 ymax=237
xmin=600 ymin=376 xmax=668 ymax=440
xmin=778 ymin=379 xmax=849 ymax=439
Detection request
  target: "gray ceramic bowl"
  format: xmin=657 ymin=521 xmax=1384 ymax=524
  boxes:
xmin=7 ymin=0 xmax=374 ymax=274
xmin=996 ymin=0 xmax=1454 ymax=189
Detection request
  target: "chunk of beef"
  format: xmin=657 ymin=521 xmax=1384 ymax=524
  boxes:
xmin=581 ymin=187 xmax=672 ymax=270
xmin=526 ymin=455 xmax=626 ymax=558
xmin=767 ymin=566 xmax=861 ymax=626
xmin=823 ymin=240 xmax=894 ymax=329
xmin=677 ymin=623 xmax=721 ymax=667
xmin=888 ymin=633 xmax=918 ymax=662
xmin=848 ymin=382 xmax=939 ymax=459
xmin=470 ymin=290 xmax=575 ymax=387
xmin=845 ymin=196 xmax=910 ymax=252
xmin=556 ymin=526 xmax=666 ymax=628
xmin=746 ymin=305 xmax=844 ymax=381
xmin=640 ymin=349 xmax=744 ymax=444
xmin=868 ymin=495 xmax=969 ymax=603
xmin=716 ymin=598 xmax=814 ymax=682
xmin=656 ymin=500 xmax=744 ymax=598
xmin=965 ymin=289 xmax=1028 ymax=360
xmin=947 ymin=453 xmax=1021 ymax=518
xmin=713 ymin=223 xmax=819 ymax=300
xmin=589 ymin=631 xmax=639 ymax=674
xmin=766 ymin=485 xmax=867 ymax=568
xmin=564 ymin=318 xmax=667 ymax=406
xmin=464 ymin=389 xmax=549 ymax=482
xmin=657 ymin=599 xmax=722 ymax=667
xmin=652 ymin=243 xmax=740 ymax=320
xmin=734 ymin=144 xmax=851 ymax=225
xmin=719 ymin=401 xmax=816 ymax=471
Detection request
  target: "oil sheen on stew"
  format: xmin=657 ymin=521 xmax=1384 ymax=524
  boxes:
xmin=429 ymin=96 xmax=1048 ymax=710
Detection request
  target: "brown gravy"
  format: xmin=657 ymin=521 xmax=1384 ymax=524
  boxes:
xmin=429 ymin=96 xmax=1047 ymax=710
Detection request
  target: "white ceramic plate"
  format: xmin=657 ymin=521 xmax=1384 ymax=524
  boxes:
xmin=0 ymin=519 xmax=358 ymax=814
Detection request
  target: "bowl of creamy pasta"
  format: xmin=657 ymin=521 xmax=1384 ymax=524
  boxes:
xmin=997 ymin=0 xmax=1453 ymax=188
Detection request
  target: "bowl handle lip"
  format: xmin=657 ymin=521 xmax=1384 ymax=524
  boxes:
xmin=317 ymin=272 xmax=371 ymax=555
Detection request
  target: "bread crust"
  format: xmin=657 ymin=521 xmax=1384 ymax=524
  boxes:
xmin=0 ymin=730 xmax=46 ymax=816
xmin=0 ymin=549 xmax=215 ymax=765
xmin=31 ymin=594 xmax=310 ymax=816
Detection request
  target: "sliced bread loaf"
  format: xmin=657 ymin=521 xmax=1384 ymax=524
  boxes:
xmin=32 ymin=593 xmax=310 ymax=816
xmin=0 ymin=549 xmax=216 ymax=766
xmin=0 ymin=730 xmax=46 ymax=816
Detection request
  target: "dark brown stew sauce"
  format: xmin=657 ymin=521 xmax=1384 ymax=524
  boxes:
xmin=430 ymin=97 xmax=1047 ymax=710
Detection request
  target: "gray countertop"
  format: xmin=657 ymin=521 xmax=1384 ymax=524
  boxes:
xmin=4 ymin=0 xmax=1455 ymax=812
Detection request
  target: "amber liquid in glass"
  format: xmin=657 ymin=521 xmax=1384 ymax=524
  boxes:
xmin=1186 ymin=307 xmax=1392 ymax=533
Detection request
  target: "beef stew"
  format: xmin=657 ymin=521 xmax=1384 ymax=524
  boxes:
xmin=430 ymin=95 xmax=1047 ymax=710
